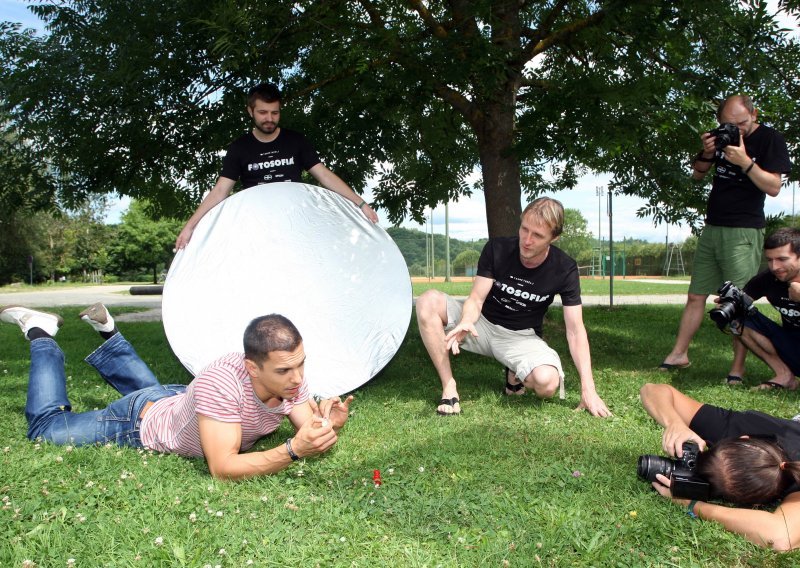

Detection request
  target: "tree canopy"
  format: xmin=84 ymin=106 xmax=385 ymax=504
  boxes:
xmin=2 ymin=1 xmax=800 ymax=237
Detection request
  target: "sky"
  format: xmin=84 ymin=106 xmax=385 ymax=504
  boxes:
xmin=3 ymin=0 xmax=798 ymax=243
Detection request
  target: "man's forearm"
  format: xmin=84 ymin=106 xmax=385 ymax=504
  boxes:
xmin=207 ymin=444 xmax=295 ymax=481
xmin=564 ymin=324 xmax=596 ymax=391
xmin=745 ymin=164 xmax=781 ymax=197
xmin=688 ymin=500 xmax=797 ymax=550
xmin=458 ymin=297 xmax=483 ymax=328
xmin=639 ymin=384 xmax=684 ymax=428
xmin=691 ymin=151 xmax=714 ymax=180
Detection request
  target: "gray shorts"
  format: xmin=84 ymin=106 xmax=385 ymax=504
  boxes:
xmin=445 ymin=296 xmax=565 ymax=399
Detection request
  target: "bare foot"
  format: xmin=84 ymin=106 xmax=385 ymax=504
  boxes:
xmin=437 ymin=378 xmax=461 ymax=415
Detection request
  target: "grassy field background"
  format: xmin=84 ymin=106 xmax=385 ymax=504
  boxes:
xmin=412 ymin=277 xmax=689 ymax=297
xmin=2 ymin=295 xmax=800 ymax=566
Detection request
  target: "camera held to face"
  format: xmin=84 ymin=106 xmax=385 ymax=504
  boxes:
xmin=637 ymin=441 xmax=710 ymax=500
xmin=709 ymin=122 xmax=740 ymax=151
xmin=708 ymin=281 xmax=757 ymax=334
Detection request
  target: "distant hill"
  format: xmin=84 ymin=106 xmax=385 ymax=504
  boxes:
xmin=386 ymin=227 xmax=487 ymax=273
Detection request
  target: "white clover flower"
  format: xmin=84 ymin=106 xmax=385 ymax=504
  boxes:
xmin=154 ymin=536 xmax=164 ymax=546
xmin=339 ymin=536 xmax=347 ymax=542
xmin=65 ymin=445 xmax=74 ymax=453
xmin=189 ymin=512 xmax=197 ymax=522
xmin=418 ymin=466 xmax=424 ymax=473
xmin=3 ymin=447 xmax=9 ymax=453
xmin=260 ymin=495 xmax=268 ymax=502
xmin=55 ymin=456 xmax=63 ymax=463
xmin=67 ymin=559 xmax=76 ymax=567
xmin=246 ymin=561 xmax=254 ymax=566
xmin=218 ymin=549 xmax=226 ymax=556
xmin=215 ymin=511 xmax=223 ymax=517
xmin=387 ymin=468 xmax=394 ymax=474
xmin=21 ymin=560 xmax=36 ymax=568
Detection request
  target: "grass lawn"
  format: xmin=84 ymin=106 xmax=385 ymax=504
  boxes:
xmin=2 ymin=305 xmax=799 ymax=566
xmin=412 ymin=278 xmax=689 ymax=297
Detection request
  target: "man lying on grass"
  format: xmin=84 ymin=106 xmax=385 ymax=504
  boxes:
xmin=0 ymin=304 xmax=352 ymax=480
xmin=640 ymin=382 xmax=800 ymax=550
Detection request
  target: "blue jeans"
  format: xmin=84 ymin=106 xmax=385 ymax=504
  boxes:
xmin=743 ymin=311 xmax=800 ymax=377
xmin=26 ymin=333 xmax=186 ymax=446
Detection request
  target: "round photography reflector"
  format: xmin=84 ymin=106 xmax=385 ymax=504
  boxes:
xmin=162 ymin=182 xmax=411 ymax=397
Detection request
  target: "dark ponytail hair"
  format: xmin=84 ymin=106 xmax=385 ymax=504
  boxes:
xmin=697 ymin=438 xmax=800 ymax=505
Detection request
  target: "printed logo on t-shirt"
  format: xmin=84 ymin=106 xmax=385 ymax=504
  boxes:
xmin=248 ymin=157 xmax=295 ymax=172
xmin=492 ymin=275 xmax=551 ymax=311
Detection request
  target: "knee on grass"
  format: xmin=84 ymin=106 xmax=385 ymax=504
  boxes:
xmin=522 ymin=366 xmax=560 ymax=398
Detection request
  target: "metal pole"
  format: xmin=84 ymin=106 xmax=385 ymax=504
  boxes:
xmin=425 ymin=215 xmax=430 ymax=279
xmin=430 ymin=208 xmax=435 ymax=279
xmin=608 ymin=191 xmax=614 ymax=306
xmin=445 ymin=202 xmax=451 ymax=282
xmin=596 ymin=187 xmax=603 ymax=277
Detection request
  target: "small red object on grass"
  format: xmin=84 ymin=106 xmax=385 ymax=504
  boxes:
xmin=372 ymin=469 xmax=382 ymax=486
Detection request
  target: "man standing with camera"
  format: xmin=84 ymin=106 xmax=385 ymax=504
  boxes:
xmin=659 ymin=95 xmax=792 ymax=379
xmin=724 ymin=228 xmax=800 ymax=390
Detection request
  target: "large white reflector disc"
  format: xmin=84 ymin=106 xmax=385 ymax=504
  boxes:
xmin=163 ymin=182 xmax=411 ymax=397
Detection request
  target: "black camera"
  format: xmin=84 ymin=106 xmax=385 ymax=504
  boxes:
xmin=709 ymin=122 xmax=740 ymax=151
xmin=637 ymin=441 xmax=710 ymax=500
xmin=708 ymin=281 xmax=757 ymax=333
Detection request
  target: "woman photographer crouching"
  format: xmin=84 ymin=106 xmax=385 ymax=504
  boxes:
xmin=640 ymin=383 xmax=800 ymax=550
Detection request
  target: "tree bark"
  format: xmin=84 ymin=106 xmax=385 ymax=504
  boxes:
xmin=475 ymin=99 xmax=522 ymax=238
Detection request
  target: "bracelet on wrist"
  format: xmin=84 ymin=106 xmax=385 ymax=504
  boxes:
xmin=356 ymin=200 xmax=367 ymax=209
xmin=285 ymin=437 xmax=300 ymax=461
xmin=744 ymin=160 xmax=755 ymax=175
xmin=686 ymin=499 xmax=699 ymax=519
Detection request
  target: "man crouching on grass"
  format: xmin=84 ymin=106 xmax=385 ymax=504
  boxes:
xmin=0 ymin=304 xmax=352 ymax=479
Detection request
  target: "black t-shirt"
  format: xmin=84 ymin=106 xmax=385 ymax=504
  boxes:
xmin=220 ymin=129 xmax=321 ymax=188
xmin=477 ymin=238 xmax=581 ymax=335
xmin=691 ymin=404 xmax=800 ymax=496
xmin=706 ymin=124 xmax=791 ymax=229
xmin=744 ymin=269 xmax=800 ymax=330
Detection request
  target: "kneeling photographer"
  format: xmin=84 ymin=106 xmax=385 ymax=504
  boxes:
xmin=720 ymin=228 xmax=800 ymax=390
xmin=639 ymin=383 xmax=800 ymax=550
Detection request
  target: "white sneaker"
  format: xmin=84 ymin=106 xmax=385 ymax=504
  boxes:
xmin=78 ymin=302 xmax=115 ymax=333
xmin=0 ymin=305 xmax=63 ymax=339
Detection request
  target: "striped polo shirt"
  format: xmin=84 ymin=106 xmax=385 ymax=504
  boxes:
xmin=140 ymin=353 xmax=308 ymax=456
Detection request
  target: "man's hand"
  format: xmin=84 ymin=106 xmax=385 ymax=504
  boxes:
xmin=789 ymin=282 xmax=800 ymax=302
xmin=361 ymin=203 xmax=379 ymax=224
xmin=317 ymin=395 xmax=354 ymax=431
xmin=723 ymin=130 xmax=749 ymax=169
xmin=175 ymin=225 xmax=194 ymax=251
xmin=290 ymin=413 xmax=338 ymax=458
xmin=444 ymin=323 xmax=478 ymax=355
xmin=576 ymin=390 xmax=612 ymax=418
xmin=662 ymin=423 xmax=706 ymax=458
xmin=652 ymin=473 xmax=691 ymax=506
xmin=700 ymin=131 xmax=716 ymax=156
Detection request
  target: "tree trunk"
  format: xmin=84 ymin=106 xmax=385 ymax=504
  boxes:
xmin=475 ymin=100 xmax=522 ymax=238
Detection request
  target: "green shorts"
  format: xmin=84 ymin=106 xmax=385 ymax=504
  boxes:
xmin=445 ymin=296 xmax=565 ymax=399
xmin=688 ymin=225 xmax=763 ymax=295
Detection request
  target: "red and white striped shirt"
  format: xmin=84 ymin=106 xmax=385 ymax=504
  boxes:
xmin=140 ymin=353 xmax=308 ymax=457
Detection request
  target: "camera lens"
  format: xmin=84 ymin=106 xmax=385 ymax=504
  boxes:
xmin=637 ymin=455 xmax=674 ymax=482
xmin=709 ymin=301 xmax=737 ymax=327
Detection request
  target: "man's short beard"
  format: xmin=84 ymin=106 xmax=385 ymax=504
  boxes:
xmin=254 ymin=123 xmax=277 ymax=135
